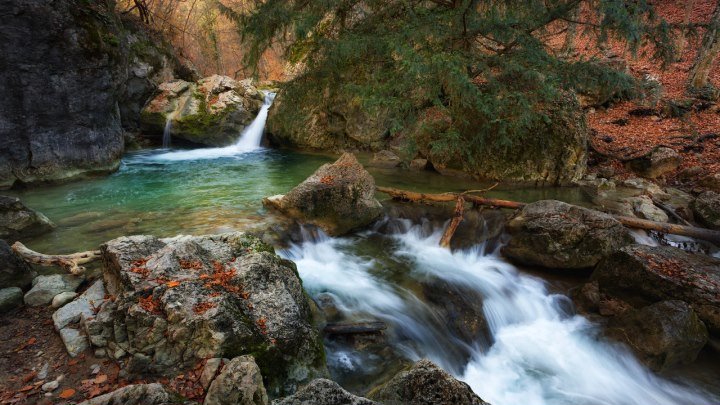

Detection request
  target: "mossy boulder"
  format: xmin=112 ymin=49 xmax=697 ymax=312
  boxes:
xmin=87 ymin=232 xmax=327 ymax=396
xmin=503 ymin=200 xmax=634 ymax=269
xmin=140 ymin=75 xmax=264 ymax=146
xmin=691 ymin=191 xmax=720 ymax=230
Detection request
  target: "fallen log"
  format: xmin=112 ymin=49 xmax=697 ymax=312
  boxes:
xmin=12 ymin=242 xmax=101 ymax=275
xmin=323 ymin=321 xmax=387 ymax=335
xmin=376 ymin=186 xmax=720 ymax=245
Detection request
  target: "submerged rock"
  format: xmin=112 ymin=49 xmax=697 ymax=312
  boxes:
xmin=369 ymin=150 xmax=402 ymax=168
xmin=273 ymin=379 xmax=377 ymax=405
xmin=76 ymin=383 xmax=187 ymax=405
xmin=691 ymin=191 xmax=720 ymax=230
xmin=594 ymin=245 xmax=720 ymax=335
xmin=204 ymin=355 xmax=268 ymax=405
xmin=0 ymin=239 xmax=35 ymax=289
xmin=605 ymin=300 xmax=708 ymax=371
xmin=0 ymin=196 xmax=55 ymax=241
xmin=263 ymin=153 xmax=383 ymax=236
xmin=24 ymin=274 xmax=84 ymax=307
xmin=87 ymin=232 xmax=325 ymax=395
xmin=503 ymin=200 xmax=634 ymax=269
xmin=141 ymin=75 xmax=264 ymax=146
xmin=367 ymin=360 xmax=489 ymax=405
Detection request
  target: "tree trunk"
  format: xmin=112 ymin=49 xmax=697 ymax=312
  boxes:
xmin=676 ymin=0 xmax=695 ymax=60
xmin=689 ymin=1 xmax=720 ymax=90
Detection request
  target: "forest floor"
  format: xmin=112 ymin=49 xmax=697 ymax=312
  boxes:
xmin=555 ymin=0 xmax=720 ymax=185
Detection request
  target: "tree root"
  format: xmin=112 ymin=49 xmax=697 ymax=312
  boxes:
xmin=11 ymin=242 xmax=101 ymax=275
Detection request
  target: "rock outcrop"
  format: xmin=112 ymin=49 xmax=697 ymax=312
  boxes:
xmin=140 ymin=75 xmax=264 ymax=146
xmin=87 ymin=232 xmax=325 ymax=395
xmin=367 ymin=360 xmax=489 ymax=405
xmin=627 ymin=146 xmax=683 ymax=179
xmin=0 ymin=239 xmax=35 ymax=289
xmin=0 ymin=0 xmax=190 ymax=188
xmin=0 ymin=196 xmax=55 ymax=240
xmin=274 ymin=379 xmax=377 ymax=405
xmin=605 ymin=300 xmax=708 ymax=371
xmin=0 ymin=287 xmax=24 ymax=313
xmin=263 ymin=153 xmax=383 ymax=235
xmin=594 ymin=245 xmax=720 ymax=335
xmin=503 ymin=200 xmax=634 ymax=269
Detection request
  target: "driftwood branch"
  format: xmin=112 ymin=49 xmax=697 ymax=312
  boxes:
xmin=12 ymin=242 xmax=101 ymax=275
xmin=324 ymin=321 xmax=387 ymax=335
xmin=376 ymin=186 xmax=720 ymax=245
xmin=439 ymin=197 xmax=465 ymax=248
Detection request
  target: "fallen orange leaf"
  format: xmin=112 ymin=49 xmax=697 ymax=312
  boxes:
xmin=59 ymin=388 xmax=75 ymax=399
xmin=19 ymin=385 xmax=34 ymax=392
xmin=94 ymin=374 xmax=108 ymax=384
xmin=166 ymin=281 xmax=180 ymax=288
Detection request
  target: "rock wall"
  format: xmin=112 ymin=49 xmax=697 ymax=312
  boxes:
xmin=0 ymin=0 xmax=192 ymax=189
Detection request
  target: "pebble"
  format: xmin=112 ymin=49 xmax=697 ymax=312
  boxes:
xmin=51 ymin=291 xmax=78 ymax=308
xmin=37 ymin=362 xmax=49 ymax=379
xmin=90 ymin=364 xmax=100 ymax=375
xmin=94 ymin=348 xmax=107 ymax=358
xmin=41 ymin=380 xmax=58 ymax=392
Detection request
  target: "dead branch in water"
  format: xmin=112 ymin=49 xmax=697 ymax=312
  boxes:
xmin=376 ymin=186 xmax=720 ymax=245
xmin=439 ymin=197 xmax=465 ymax=248
xmin=324 ymin=321 xmax=387 ymax=335
xmin=11 ymin=242 xmax=101 ymax=275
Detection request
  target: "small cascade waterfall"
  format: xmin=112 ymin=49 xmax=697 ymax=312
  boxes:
xmin=279 ymin=222 xmax=716 ymax=405
xmin=162 ymin=115 xmax=173 ymax=148
xmin=152 ymin=92 xmax=276 ymax=161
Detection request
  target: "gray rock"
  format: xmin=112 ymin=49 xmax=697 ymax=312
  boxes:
xmin=503 ymin=200 xmax=634 ymax=269
xmin=59 ymin=327 xmax=88 ymax=357
xmin=367 ymin=360 xmax=489 ymax=405
xmin=369 ymin=150 xmax=402 ymax=168
xmin=263 ymin=153 xmax=383 ymax=236
xmin=409 ymin=158 xmax=429 ymax=171
xmin=691 ymin=191 xmax=720 ymax=230
xmin=627 ymin=195 xmax=668 ymax=222
xmin=204 ymin=355 xmax=268 ymax=405
xmin=51 ymin=292 xmax=78 ymax=309
xmin=76 ymin=383 xmax=187 ymax=405
xmin=699 ymin=173 xmax=720 ymax=192
xmin=41 ymin=380 xmax=59 ymax=392
xmin=0 ymin=0 xmax=191 ymax=188
xmin=53 ymin=279 xmax=105 ymax=330
xmin=201 ymin=358 xmax=225 ymax=390
xmin=594 ymin=245 xmax=720 ymax=335
xmin=88 ymin=232 xmax=326 ymax=396
xmin=627 ymin=147 xmax=682 ymax=179
xmin=24 ymin=274 xmax=84 ymax=306
xmin=0 ymin=287 xmax=23 ymax=313
xmin=0 ymin=239 xmax=35 ymax=289
xmin=0 ymin=196 xmax=55 ymax=240
xmin=606 ymin=300 xmax=708 ymax=371
xmin=273 ymin=379 xmax=377 ymax=405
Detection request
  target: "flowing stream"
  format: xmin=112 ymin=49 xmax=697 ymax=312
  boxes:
xmin=280 ymin=222 xmax=719 ymax=405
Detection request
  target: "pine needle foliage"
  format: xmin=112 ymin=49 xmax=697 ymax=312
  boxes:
xmin=232 ymin=0 xmax=674 ymax=166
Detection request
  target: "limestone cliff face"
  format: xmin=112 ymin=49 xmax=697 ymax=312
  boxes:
xmin=0 ymin=0 xmax=192 ymax=189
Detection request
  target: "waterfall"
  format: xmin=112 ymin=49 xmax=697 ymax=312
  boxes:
xmin=279 ymin=222 xmax=715 ymax=405
xmin=151 ymin=92 xmax=276 ymax=161
xmin=162 ymin=116 xmax=173 ymax=148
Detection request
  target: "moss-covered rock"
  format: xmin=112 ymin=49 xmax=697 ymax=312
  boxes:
xmin=691 ymin=191 xmax=720 ymax=230
xmin=141 ymin=75 xmax=265 ymax=147
xmin=88 ymin=232 xmax=327 ymax=396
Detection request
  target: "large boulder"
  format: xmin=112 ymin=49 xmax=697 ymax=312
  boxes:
xmin=367 ymin=360 xmax=489 ymax=405
xmin=204 ymin=355 xmax=269 ymax=405
xmin=594 ymin=245 xmax=720 ymax=335
xmin=0 ymin=0 xmax=189 ymax=188
xmin=0 ymin=196 xmax=55 ymax=240
xmin=605 ymin=300 xmax=708 ymax=371
xmin=141 ymin=75 xmax=264 ymax=146
xmin=263 ymin=153 xmax=383 ymax=236
xmin=0 ymin=239 xmax=35 ymax=289
xmin=273 ymin=379 xmax=377 ymax=405
xmin=691 ymin=191 xmax=720 ymax=230
xmin=503 ymin=200 xmax=634 ymax=269
xmin=0 ymin=287 xmax=23 ymax=313
xmin=86 ymin=232 xmax=326 ymax=395
xmin=77 ymin=383 xmax=188 ymax=405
